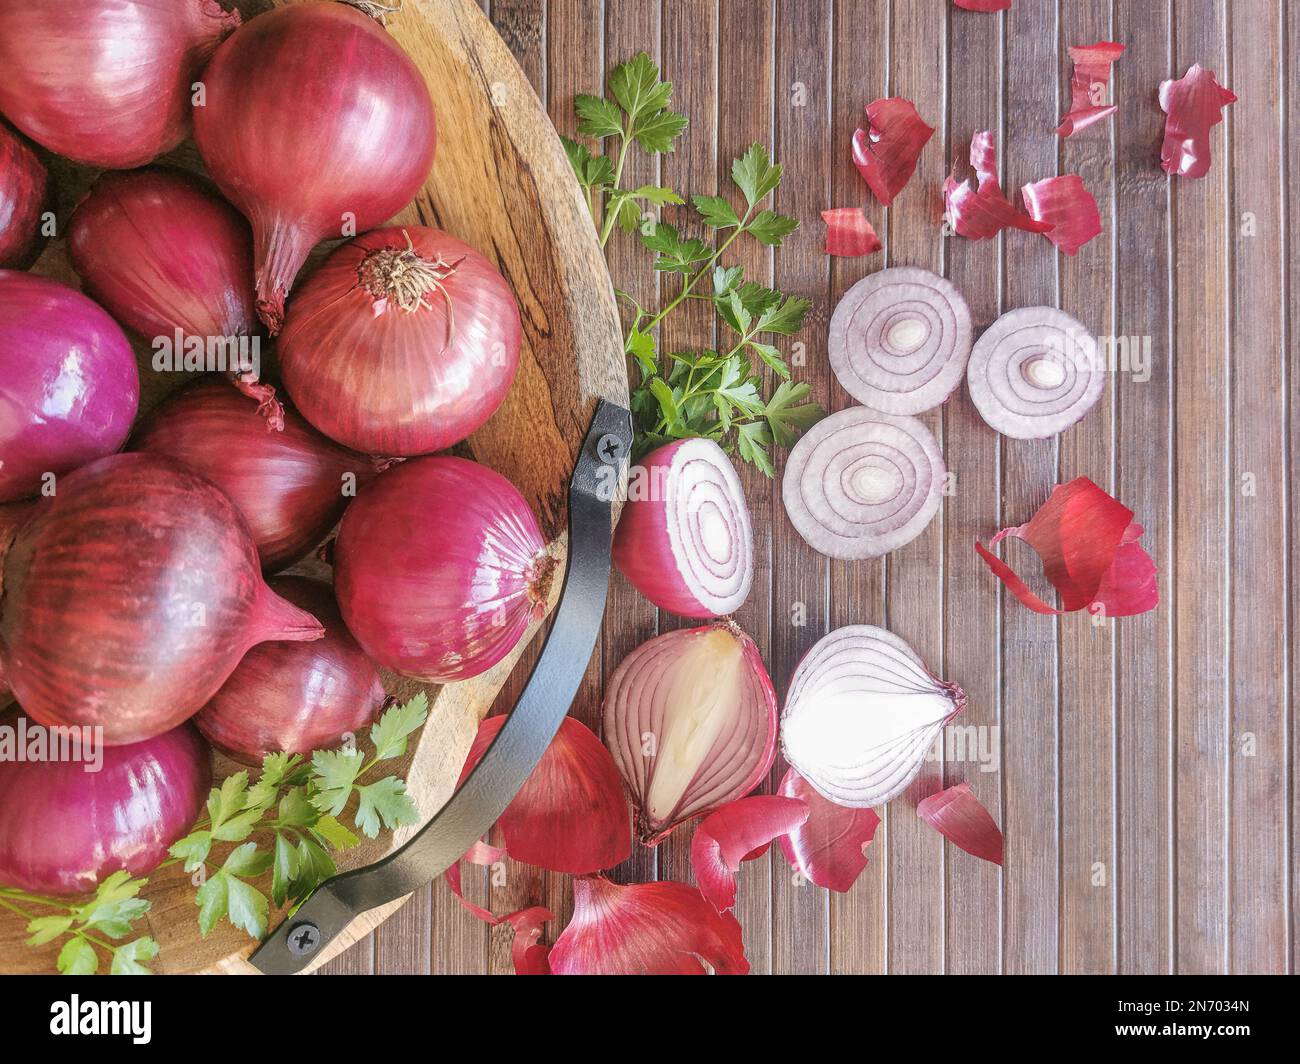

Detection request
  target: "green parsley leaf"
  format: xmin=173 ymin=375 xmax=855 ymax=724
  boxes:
xmin=608 ymin=53 xmax=673 ymax=124
xmin=310 ymin=748 xmax=366 ymax=816
xmin=207 ymin=771 xmax=249 ymax=829
xmin=169 ymin=830 xmax=211 ymax=873
xmin=574 ymin=93 xmax=623 ymax=139
xmin=221 ymin=841 xmax=273 ymax=880
xmin=765 ymin=380 xmax=826 ymax=447
xmin=755 ymin=294 xmax=811 ymax=335
xmin=224 ymin=877 xmax=269 ymax=940
xmin=313 ymin=815 xmax=360 ymax=851
xmin=195 ymin=874 xmax=226 ymax=937
xmin=693 ymin=194 xmax=741 ymax=229
xmin=749 ymin=341 xmax=792 ymax=380
xmin=627 ymin=325 xmax=658 ymax=378
xmin=369 ymin=692 xmax=429 ymax=762
xmin=732 ymin=143 xmax=782 ymax=209
xmin=746 ymin=209 xmax=799 ymax=247
xmin=632 ymin=107 xmax=687 ymax=153
xmin=736 ymin=420 xmax=776 ymax=477
xmin=354 ymin=777 xmax=420 ymax=838
xmin=109 ymin=937 xmax=158 ymax=976
xmin=271 ymin=833 xmax=298 ymax=908
xmin=26 ymin=915 xmax=73 ymax=948
xmin=57 ymin=936 xmax=97 ymax=976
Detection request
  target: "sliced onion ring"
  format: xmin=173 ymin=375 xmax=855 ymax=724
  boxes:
xmin=782 ymin=406 xmax=945 ymax=560
xmin=828 ymin=267 xmax=973 ymax=415
xmin=613 ymin=438 xmax=752 ymax=618
xmin=603 ymin=622 xmax=778 ymax=844
xmin=780 ymin=625 xmax=966 ymax=808
xmin=966 ymin=306 xmax=1103 ymax=439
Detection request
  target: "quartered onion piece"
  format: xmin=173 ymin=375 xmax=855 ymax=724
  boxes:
xmin=850 ymin=96 xmax=935 ymax=206
xmin=1057 ymin=41 xmax=1126 ymax=137
xmin=780 ymin=626 xmax=966 ymax=808
xmin=782 ymin=406 xmax=945 ymax=560
xmin=549 ymin=877 xmax=748 ymax=975
xmin=966 ymin=306 xmax=1103 ymax=438
xmin=613 ymin=437 xmax=753 ymax=618
xmin=1020 ymin=175 xmax=1102 ymax=256
xmin=1159 ymin=63 xmax=1236 ymax=179
xmin=690 ymin=795 xmax=809 ymax=913
xmin=455 ymin=715 xmax=631 ymax=874
xmin=603 ymin=622 xmax=778 ymax=844
xmin=975 ymin=475 xmax=1158 ymax=617
xmin=777 ymin=768 xmax=880 ymax=892
xmin=828 ymin=266 xmax=973 ymax=415
xmin=917 ymin=783 xmax=1003 ymax=865
xmin=821 ymin=207 xmax=882 ymax=257
xmin=943 ymin=131 xmax=1051 ymax=240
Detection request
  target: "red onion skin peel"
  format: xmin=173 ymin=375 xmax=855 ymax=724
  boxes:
xmin=457 ymin=716 xmax=631 ymax=874
xmin=0 ymin=271 xmax=139 ymax=504
xmin=782 ymin=406 xmax=946 ymax=560
xmin=1057 ymin=42 xmax=1126 ymax=138
xmin=777 ymin=768 xmax=880 ymax=892
xmin=0 ymin=122 xmax=48 ymax=269
xmin=916 ymin=782 xmax=1003 ymax=865
xmin=193 ymin=3 xmax=437 ymax=332
xmin=613 ymin=438 xmax=753 ymax=618
xmin=0 ymin=454 xmax=325 ymax=745
xmin=195 ymin=577 xmax=386 ymax=764
xmin=549 ymin=877 xmax=749 ymax=975
xmin=821 ymin=208 xmax=882 ymax=257
xmin=850 ymin=97 xmax=935 ymax=206
xmin=334 ymin=456 xmax=551 ymax=683
xmin=0 ymin=718 xmax=210 ymax=896
xmin=690 ymin=796 xmax=809 ymax=913
xmin=0 ymin=0 xmax=239 ymax=169
xmin=131 ymin=377 xmax=377 ymax=572
xmin=278 ymin=227 xmax=521 ymax=456
xmin=68 ymin=168 xmax=279 ymax=423
xmin=1159 ymin=63 xmax=1236 ymax=179
xmin=603 ymin=623 xmax=778 ymax=845
xmin=828 ymin=266 xmax=973 ymax=415
xmin=780 ymin=626 xmax=966 ymax=808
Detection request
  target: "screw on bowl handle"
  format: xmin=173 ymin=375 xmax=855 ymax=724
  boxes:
xmin=249 ymin=399 xmax=633 ymax=975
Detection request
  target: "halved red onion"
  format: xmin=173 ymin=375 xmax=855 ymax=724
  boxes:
xmin=194 ymin=577 xmax=386 ymax=764
xmin=916 ymin=783 xmax=1003 ymax=865
xmin=850 ymin=97 xmax=935 ymax=207
xmin=603 ymin=622 xmax=778 ymax=844
xmin=130 ymin=377 xmax=376 ymax=572
xmin=782 ymin=406 xmax=945 ymax=560
xmin=549 ymin=877 xmax=748 ymax=975
xmin=1159 ymin=63 xmax=1236 ymax=179
xmin=1057 ymin=41 xmax=1126 ymax=137
xmin=780 ymin=625 xmax=966 ymax=808
xmin=828 ymin=267 xmax=973 ymax=415
xmin=777 ymin=768 xmax=880 ymax=892
xmin=457 ymin=716 xmax=631 ymax=874
xmin=966 ymin=306 xmax=1103 ymax=439
xmin=0 ymin=121 xmax=48 ymax=269
xmin=612 ymin=439 xmax=753 ymax=618
xmin=690 ymin=796 xmax=808 ymax=913
xmin=822 ymin=207 xmax=882 ymax=257
xmin=0 ymin=716 xmax=210 ymax=896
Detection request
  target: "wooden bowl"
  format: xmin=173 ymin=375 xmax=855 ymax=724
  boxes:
xmin=0 ymin=0 xmax=626 ymax=974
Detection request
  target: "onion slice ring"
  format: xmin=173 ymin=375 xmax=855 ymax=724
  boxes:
xmin=828 ymin=266 xmax=973 ymax=415
xmin=781 ymin=625 xmax=966 ymax=808
xmin=966 ymin=306 xmax=1103 ymax=439
xmin=782 ymin=406 xmax=945 ymax=560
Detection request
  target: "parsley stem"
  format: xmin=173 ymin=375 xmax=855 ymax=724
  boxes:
xmin=597 ymin=130 xmax=633 ymax=249
xmin=640 ymin=216 xmax=751 ymax=335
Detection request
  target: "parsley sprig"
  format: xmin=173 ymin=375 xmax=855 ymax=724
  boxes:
xmin=1 ymin=871 xmax=159 ymax=975
xmin=169 ymin=693 xmax=428 ymax=940
xmin=564 ymin=54 xmax=824 ymax=474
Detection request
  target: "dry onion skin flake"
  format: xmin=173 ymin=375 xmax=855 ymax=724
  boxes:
xmin=965 ymin=306 xmax=1104 ymax=439
xmin=780 ymin=625 xmax=966 ymax=808
xmin=828 ymin=266 xmax=973 ymax=415
xmin=782 ymin=406 xmax=945 ymax=560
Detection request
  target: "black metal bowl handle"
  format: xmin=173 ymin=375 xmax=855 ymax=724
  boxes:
xmin=249 ymin=399 xmax=632 ymax=975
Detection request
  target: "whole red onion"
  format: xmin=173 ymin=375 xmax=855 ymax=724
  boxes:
xmin=0 ymin=121 xmax=48 ymax=269
xmin=0 ymin=453 xmax=325 ymax=745
xmin=279 ymin=226 xmax=520 ymax=456
xmin=335 ymin=456 xmax=551 ymax=683
xmin=0 ymin=271 xmax=139 ymax=504
xmin=0 ymin=715 xmax=210 ymax=896
xmin=131 ymin=377 xmax=375 ymax=572
xmin=196 ymin=577 xmax=385 ymax=764
xmin=68 ymin=167 xmax=280 ymax=424
xmin=0 ymin=0 xmax=240 ymax=168
xmin=193 ymin=3 xmax=437 ymax=332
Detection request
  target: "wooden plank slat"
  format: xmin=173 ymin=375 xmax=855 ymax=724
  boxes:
xmin=943 ymin=0 xmax=1005 ymax=977
xmin=1226 ymin=0 xmax=1289 ymax=974
xmin=1112 ymin=0 xmax=1175 ymax=975
xmin=770 ymin=0 xmax=834 ymax=975
xmin=1288 ymin=0 xmax=1300 ymax=980
xmin=1171 ymin=0 xmax=1231 ymax=976
xmin=826 ymin=0 xmax=889 ymax=976
xmin=1056 ymin=0 xmax=1119 ymax=976
xmin=883 ymin=0 xmax=949 ymax=976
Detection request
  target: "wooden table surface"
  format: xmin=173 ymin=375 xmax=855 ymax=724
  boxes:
xmin=321 ymin=0 xmax=1295 ymax=975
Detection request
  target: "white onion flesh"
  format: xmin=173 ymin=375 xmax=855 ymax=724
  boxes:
xmin=828 ymin=267 xmax=973 ymax=415
xmin=781 ymin=406 xmax=945 ymax=560
xmin=603 ymin=623 xmax=778 ymax=843
xmin=966 ymin=306 xmax=1103 ymax=439
xmin=781 ymin=626 xmax=965 ymax=808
